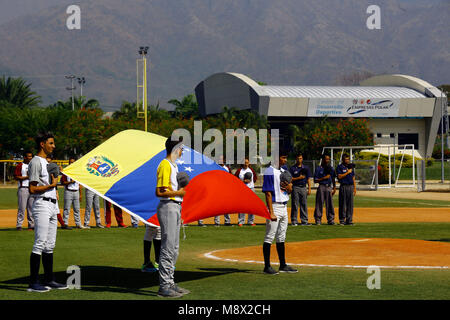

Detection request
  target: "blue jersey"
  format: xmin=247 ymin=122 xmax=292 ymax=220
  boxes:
xmin=336 ymin=164 xmax=354 ymax=185
xmin=314 ymin=165 xmax=336 ymax=185
xmin=289 ymin=164 xmax=311 ymax=186
xmin=262 ymin=166 xmax=290 ymax=203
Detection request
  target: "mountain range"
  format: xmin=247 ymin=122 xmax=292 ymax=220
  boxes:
xmin=0 ymin=0 xmax=448 ymax=110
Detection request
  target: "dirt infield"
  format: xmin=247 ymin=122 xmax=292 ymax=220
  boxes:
xmin=204 ymin=238 xmax=450 ymax=269
xmin=1 ymin=207 xmax=450 ymax=228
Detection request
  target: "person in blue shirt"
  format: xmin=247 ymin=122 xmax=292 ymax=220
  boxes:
xmin=289 ymin=152 xmax=312 ymax=226
xmin=336 ymin=154 xmax=356 ymax=225
xmin=313 ymin=154 xmax=336 ymax=225
xmin=261 ymin=148 xmax=298 ymax=275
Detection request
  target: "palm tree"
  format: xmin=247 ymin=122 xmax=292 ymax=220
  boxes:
xmin=0 ymin=76 xmax=41 ymax=108
xmin=168 ymin=94 xmax=200 ymax=119
xmin=51 ymin=96 xmax=100 ymax=110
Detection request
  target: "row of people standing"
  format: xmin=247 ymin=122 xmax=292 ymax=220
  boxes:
xmin=14 ymin=153 xmax=139 ymax=230
xmin=289 ymin=152 xmax=356 ymax=226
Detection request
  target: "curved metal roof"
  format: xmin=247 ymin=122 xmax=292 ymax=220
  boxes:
xmin=260 ymin=86 xmax=427 ymax=99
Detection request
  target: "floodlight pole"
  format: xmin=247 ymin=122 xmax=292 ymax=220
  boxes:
xmin=441 ymin=91 xmax=445 ymax=182
xmin=65 ymin=75 xmax=76 ymax=111
xmin=137 ymin=46 xmax=149 ymax=132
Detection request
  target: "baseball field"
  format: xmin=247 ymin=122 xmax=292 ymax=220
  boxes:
xmin=0 ymin=187 xmax=449 ymax=300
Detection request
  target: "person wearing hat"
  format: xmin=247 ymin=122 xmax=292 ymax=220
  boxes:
xmin=235 ymin=157 xmax=258 ymax=226
xmin=261 ymin=148 xmax=298 ymax=275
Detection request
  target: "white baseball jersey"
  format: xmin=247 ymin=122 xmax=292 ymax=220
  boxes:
xmin=28 ymin=156 xmax=57 ymax=199
xmin=65 ymin=175 xmax=80 ymax=191
xmin=15 ymin=162 xmax=30 ymax=187
xmin=262 ymin=166 xmax=289 ymax=203
xmin=238 ymin=167 xmax=255 ymax=189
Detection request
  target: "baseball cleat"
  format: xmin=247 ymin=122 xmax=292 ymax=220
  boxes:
xmin=27 ymin=283 xmax=50 ymax=293
xmin=141 ymin=262 xmax=158 ymax=273
xmin=263 ymin=266 xmax=279 ymax=275
xmin=157 ymin=287 xmax=183 ymax=298
xmin=61 ymin=225 xmax=73 ymax=230
xmin=300 ymin=223 xmax=312 ymax=226
xmin=43 ymin=281 xmax=68 ymax=290
xmin=279 ymin=265 xmax=298 ymax=273
xmin=171 ymin=284 xmax=190 ymax=295
xmin=96 ymin=224 xmax=105 ymax=228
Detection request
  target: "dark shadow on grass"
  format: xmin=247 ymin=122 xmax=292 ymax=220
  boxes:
xmin=426 ymin=238 xmax=450 ymax=243
xmin=0 ymin=265 xmax=248 ymax=296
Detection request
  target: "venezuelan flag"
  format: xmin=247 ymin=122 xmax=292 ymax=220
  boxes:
xmin=63 ymin=130 xmax=270 ymax=226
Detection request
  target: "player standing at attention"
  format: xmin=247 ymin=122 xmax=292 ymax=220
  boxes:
xmin=141 ymin=225 xmax=161 ymax=272
xmin=313 ymin=154 xmax=337 ymax=225
xmin=262 ymin=148 xmax=298 ymax=275
xmin=289 ymin=152 xmax=312 ymax=226
xmin=235 ymin=157 xmax=258 ymax=226
xmin=155 ymin=137 xmax=190 ymax=298
xmin=61 ymin=157 xmax=85 ymax=229
xmin=336 ymin=154 xmax=356 ymax=226
xmin=14 ymin=151 xmax=34 ymax=230
xmin=27 ymin=132 xmax=67 ymax=292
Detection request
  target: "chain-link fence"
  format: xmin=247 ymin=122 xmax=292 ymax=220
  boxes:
xmin=417 ymin=159 xmax=450 ymax=192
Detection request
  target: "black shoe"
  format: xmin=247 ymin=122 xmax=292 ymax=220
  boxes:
xmin=291 ymin=222 xmax=298 ymax=226
xmin=224 ymin=223 xmax=232 ymax=227
xmin=345 ymin=222 xmax=354 ymax=226
xmin=263 ymin=266 xmax=279 ymax=275
xmin=61 ymin=225 xmax=72 ymax=230
xmin=16 ymin=227 xmax=22 ymax=231
xmin=43 ymin=281 xmax=68 ymax=290
xmin=327 ymin=222 xmax=336 ymax=225
xmin=300 ymin=223 xmax=312 ymax=226
xmin=27 ymin=283 xmax=50 ymax=293
xmin=279 ymin=265 xmax=298 ymax=273
xmin=315 ymin=222 xmax=321 ymax=225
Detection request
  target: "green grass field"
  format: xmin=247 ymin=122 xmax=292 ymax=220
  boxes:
xmin=0 ymin=223 xmax=449 ymax=300
xmin=1 ymin=188 xmax=449 ymax=300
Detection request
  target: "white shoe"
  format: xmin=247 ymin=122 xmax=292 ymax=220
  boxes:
xmin=96 ymin=224 xmax=105 ymax=228
xmin=76 ymin=224 xmax=88 ymax=229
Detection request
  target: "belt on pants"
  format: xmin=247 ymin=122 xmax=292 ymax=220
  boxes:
xmin=319 ymin=184 xmax=331 ymax=187
xmin=340 ymin=184 xmax=353 ymax=186
xmin=294 ymin=185 xmax=306 ymax=187
xmin=274 ymin=201 xmax=287 ymax=205
xmin=19 ymin=186 xmax=29 ymax=189
xmin=42 ymin=197 xmax=57 ymax=204
xmin=160 ymin=199 xmax=182 ymax=205
xmin=66 ymin=189 xmax=78 ymax=192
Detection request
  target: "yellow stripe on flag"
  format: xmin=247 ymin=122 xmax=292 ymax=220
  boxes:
xmin=63 ymin=130 xmax=167 ymax=195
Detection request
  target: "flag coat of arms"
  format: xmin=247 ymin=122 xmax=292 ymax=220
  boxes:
xmin=63 ymin=130 xmax=270 ymax=226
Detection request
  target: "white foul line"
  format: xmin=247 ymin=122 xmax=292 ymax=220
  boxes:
xmin=203 ymin=250 xmax=450 ymax=270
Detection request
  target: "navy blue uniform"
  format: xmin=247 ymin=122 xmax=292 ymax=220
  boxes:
xmin=313 ymin=165 xmax=336 ymax=224
xmin=337 ymin=164 xmax=355 ymax=225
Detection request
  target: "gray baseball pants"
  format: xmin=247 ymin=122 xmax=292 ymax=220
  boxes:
xmin=314 ymin=184 xmax=335 ymax=224
xmin=214 ymin=214 xmax=231 ymax=225
xmin=238 ymin=187 xmax=255 ymax=224
xmin=290 ymin=185 xmax=308 ymax=224
xmin=338 ymin=185 xmax=354 ymax=224
xmin=63 ymin=190 xmax=81 ymax=226
xmin=31 ymin=198 xmax=58 ymax=255
xmin=157 ymin=201 xmax=181 ymax=290
xmin=17 ymin=188 xmax=34 ymax=228
xmin=84 ymin=189 xmax=101 ymax=226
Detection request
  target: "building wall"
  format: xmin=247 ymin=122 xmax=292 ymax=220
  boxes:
xmin=368 ymin=118 xmax=426 ymax=158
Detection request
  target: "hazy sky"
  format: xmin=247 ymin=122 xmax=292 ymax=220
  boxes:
xmin=0 ymin=0 xmax=439 ymax=26
xmin=0 ymin=0 xmax=74 ymax=25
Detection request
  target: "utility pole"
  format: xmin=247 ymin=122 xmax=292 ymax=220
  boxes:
xmin=65 ymin=75 xmax=76 ymax=111
xmin=77 ymin=76 xmax=85 ymax=97
xmin=137 ymin=46 xmax=149 ymax=132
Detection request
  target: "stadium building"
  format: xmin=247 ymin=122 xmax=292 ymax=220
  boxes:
xmin=195 ymin=72 xmax=448 ymax=159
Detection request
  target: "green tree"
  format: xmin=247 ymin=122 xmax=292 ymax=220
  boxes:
xmin=0 ymin=76 xmax=41 ymax=108
xmin=168 ymin=94 xmax=200 ymax=119
xmin=51 ymin=96 xmax=100 ymax=110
